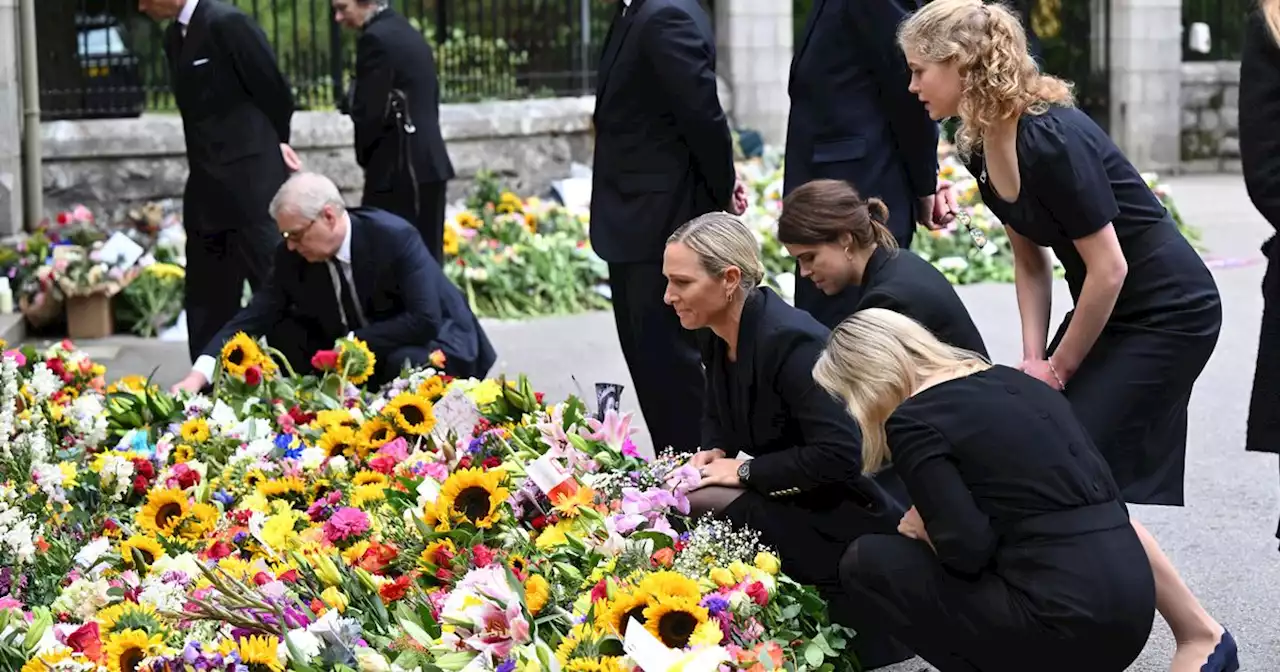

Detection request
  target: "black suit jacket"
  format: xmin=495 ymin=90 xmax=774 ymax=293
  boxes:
xmin=164 ymin=0 xmax=294 ymax=232
xmin=202 ymin=207 xmax=496 ymax=378
xmin=589 ymin=0 xmax=736 ymax=264
xmin=785 ymin=0 xmax=938 ymax=239
xmin=821 ymin=246 xmax=989 ymax=357
xmin=347 ymin=8 xmax=455 ymax=190
xmin=700 ymin=288 xmax=907 ymax=536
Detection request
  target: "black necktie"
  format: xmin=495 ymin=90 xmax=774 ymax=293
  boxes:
xmin=332 ymin=262 xmax=362 ymax=332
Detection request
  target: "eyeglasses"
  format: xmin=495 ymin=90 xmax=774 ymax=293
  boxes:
xmin=281 ymin=218 xmax=318 ymax=241
xmin=954 ymin=210 xmax=988 ymax=249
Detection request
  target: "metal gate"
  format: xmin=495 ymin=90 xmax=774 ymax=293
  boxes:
xmin=1027 ymin=0 xmax=1112 ymax=134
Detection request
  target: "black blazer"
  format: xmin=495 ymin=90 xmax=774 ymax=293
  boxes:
xmin=848 ymin=247 xmax=988 ymax=357
xmin=201 ymin=207 xmax=496 ymax=378
xmin=700 ymin=288 xmax=907 ymax=534
xmin=164 ymin=0 xmax=294 ymax=232
xmin=785 ymin=0 xmax=937 ymax=239
xmin=347 ymin=8 xmax=455 ymax=190
xmin=589 ymin=0 xmax=736 ymax=264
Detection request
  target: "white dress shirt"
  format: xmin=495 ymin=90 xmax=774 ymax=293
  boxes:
xmin=178 ymin=0 xmax=200 ymax=37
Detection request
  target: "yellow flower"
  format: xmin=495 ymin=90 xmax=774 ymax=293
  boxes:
xmin=337 ymin=336 xmax=376 ymax=386
xmin=419 ymin=539 xmax=457 ymax=569
xmin=351 ymin=483 xmax=387 ymax=508
xmin=358 ymin=417 xmax=397 ymax=451
xmin=104 ymin=628 xmax=165 ymax=672
xmin=261 ymin=508 xmax=302 ymax=552
xmin=318 ymin=425 xmax=360 ymax=460
xmin=147 ymin=262 xmax=186 ymax=280
xmin=563 ymin=658 xmax=628 ymax=672
xmin=688 ymin=619 xmax=723 ymax=647
xmin=136 ymin=488 xmax=189 ymax=536
xmin=258 ymin=476 xmax=307 ymax=500
xmin=311 ymin=553 xmax=344 ymax=586
xmin=21 ymin=647 xmax=92 ymax=672
xmin=754 ymin=551 xmax=781 ymax=575
xmin=443 ymin=222 xmax=460 ymax=257
xmin=534 ymin=518 xmax=574 ymax=551
xmin=416 ymin=375 xmax=446 ymax=401
xmin=226 ymin=635 xmax=284 ymax=672
xmin=95 ymin=601 xmax=163 ymax=636
xmin=597 ymin=586 xmax=652 ymax=636
xmin=709 ymin=567 xmax=735 ymax=587
xmin=219 ymin=332 xmax=264 ymax=380
xmin=179 ymin=418 xmax=210 ymax=443
xmin=455 ymin=210 xmax=480 ymax=229
xmin=643 ymin=595 xmax=709 ymax=649
xmin=173 ymin=444 xmax=195 ymax=463
xmin=551 ymin=486 xmax=596 ymax=518
xmin=524 ymin=574 xmax=551 ymax=615
xmin=321 ymin=585 xmax=349 ymax=613
xmin=313 ymin=408 xmax=359 ymax=431
xmin=383 ymin=392 xmax=436 ymax=436
xmin=436 ymin=467 xmax=509 ymax=529
xmin=637 ymin=571 xmax=701 ymax=602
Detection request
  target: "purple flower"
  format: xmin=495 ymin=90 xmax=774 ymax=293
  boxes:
xmin=213 ymin=490 xmax=235 ymax=506
xmin=701 ymin=595 xmax=730 ymax=616
xmin=497 ymin=661 xmax=517 ymax=672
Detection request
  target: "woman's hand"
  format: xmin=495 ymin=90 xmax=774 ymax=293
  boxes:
xmin=898 ymin=506 xmax=934 ymax=550
xmin=933 ymin=179 xmax=960 ymax=228
xmin=1018 ymin=358 xmax=1065 ymax=391
xmin=689 ymin=449 xmax=726 ymax=469
xmin=694 ymin=458 xmax=745 ymax=488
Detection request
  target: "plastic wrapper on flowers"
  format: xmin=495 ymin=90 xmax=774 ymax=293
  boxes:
xmin=0 ymin=336 xmax=860 ymax=672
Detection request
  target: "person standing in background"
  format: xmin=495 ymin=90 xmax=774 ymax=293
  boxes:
xmin=783 ymin=0 xmax=942 ymax=329
xmin=140 ymin=0 xmax=299 ymax=366
xmin=1240 ymin=0 xmax=1280 ymax=552
xmin=590 ymin=0 xmax=746 ymax=455
xmin=334 ymin=0 xmax=456 ymax=263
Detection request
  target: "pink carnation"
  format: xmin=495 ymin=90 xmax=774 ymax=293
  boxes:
xmin=323 ymin=507 xmax=370 ymax=544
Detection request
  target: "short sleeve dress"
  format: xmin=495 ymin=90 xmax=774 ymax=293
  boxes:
xmin=962 ymin=105 xmax=1223 ymax=506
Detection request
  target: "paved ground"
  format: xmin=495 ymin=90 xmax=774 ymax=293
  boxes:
xmin=32 ymin=174 xmax=1279 ymax=671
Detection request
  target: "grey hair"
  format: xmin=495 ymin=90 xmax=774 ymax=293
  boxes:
xmin=268 ymin=171 xmax=347 ymax=221
xmin=666 ymin=211 xmax=765 ymax=294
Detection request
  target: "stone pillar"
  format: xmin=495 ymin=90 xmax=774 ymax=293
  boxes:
xmin=1108 ymin=0 xmax=1183 ymax=172
xmin=0 ymin=0 xmax=24 ymax=236
xmin=714 ymin=0 xmax=791 ymax=146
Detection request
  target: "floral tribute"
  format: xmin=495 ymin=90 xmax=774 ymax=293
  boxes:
xmin=0 ymin=337 xmax=856 ymax=672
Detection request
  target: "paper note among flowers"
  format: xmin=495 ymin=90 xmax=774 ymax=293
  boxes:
xmin=623 ymin=617 xmax=730 ymax=672
xmin=430 ymin=385 xmax=484 ymax=442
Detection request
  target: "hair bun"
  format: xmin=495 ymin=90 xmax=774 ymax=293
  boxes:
xmin=866 ymin=198 xmax=890 ymax=226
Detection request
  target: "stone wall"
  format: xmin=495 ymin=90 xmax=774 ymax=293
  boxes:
xmin=40 ymin=96 xmax=596 ymax=222
xmin=1180 ymin=61 xmax=1241 ymax=172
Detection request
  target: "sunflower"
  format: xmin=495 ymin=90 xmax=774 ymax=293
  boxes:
xmin=179 ymin=417 xmax=210 ymax=443
xmin=524 ymin=574 xmax=551 ymax=615
xmin=337 ymin=337 xmax=376 ymax=386
xmin=257 ymin=476 xmax=308 ymax=500
xmin=435 ymin=468 xmax=509 ymax=529
xmin=508 ymin=553 xmax=530 ymax=578
xmin=313 ymin=409 xmax=359 ymax=431
xmin=350 ymin=483 xmax=387 ymax=509
xmin=564 ymin=657 xmax=628 ymax=672
xmin=352 ymin=470 xmax=389 ymax=488
xmin=220 ymin=332 xmax=264 ymax=380
xmin=317 ymin=425 xmax=360 ymax=460
xmin=418 ymin=538 xmax=457 ymax=569
xmin=136 ymin=488 xmax=189 ymax=536
xmin=173 ymin=502 xmax=220 ymax=541
xmin=688 ymin=619 xmax=724 ymax=647
xmin=120 ymin=535 xmax=165 ymax=568
xmin=455 ymin=210 xmax=480 ymax=229
xmin=598 ymin=586 xmax=653 ymax=636
xmin=637 ymin=571 xmax=702 ymax=602
xmin=643 ymin=595 xmax=709 ymax=649
xmin=173 ymin=444 xmax=195 ymax=463
xmin=442 ymin=223 xmax=460 ymax=257
xmin=358 ymin=417 xmax=397 ymax=451
xmin=95 ymin=601 xmax=163 ymax=636
xmin=219 ymin=635 xmax=284 ymax=672
xmin=416 ymin=375 xmax=446 ymax=401
xmin=383 ymin=392 xmax=436 ymax=436
xmin=104 ymin=628 xmax=165 ymax=672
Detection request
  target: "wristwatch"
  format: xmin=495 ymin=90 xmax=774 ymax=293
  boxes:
xmin=736 ymin=460 xmax=751 ymax=485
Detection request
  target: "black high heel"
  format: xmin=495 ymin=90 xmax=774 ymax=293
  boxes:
xmin=1200 ymin=629 xmax=1239 ymax=672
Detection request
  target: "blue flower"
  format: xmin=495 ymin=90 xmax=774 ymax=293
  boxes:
xmin=701 ymin=594 xmax=730 ymax=616
xmin=213 ymin=490 xmax=235 ymax=506
xmin=497 ymin=660 xmax=517 ymax=672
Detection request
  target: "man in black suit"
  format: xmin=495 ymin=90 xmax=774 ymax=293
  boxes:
xmin=170 ymin=172 xmax=496 ymax=393
xmin=785 ymin=0 xmax=941 ymax=329
xmin=334 ymin=0 xmax=456 ymax=263
xmin=591 ymin=0 xmax=746 ymax=455
xmin=140 ymin=0 xmax=300 ymax=363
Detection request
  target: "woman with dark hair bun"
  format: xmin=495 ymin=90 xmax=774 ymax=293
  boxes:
xmin=779 ymin=178 xmax=988 ymax=358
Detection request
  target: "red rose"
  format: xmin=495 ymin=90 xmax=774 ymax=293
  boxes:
xmin=277 ymin=569 xmax=299 ymax=583
xmin=368 ymin=454 xmax=397 ymax=475
xmin=471 ymin=544 xmax=495 ymax=567
xmin=481 ymin=456 xmax=502 ymax=469
xmin=746 ymin=581 xmax=769 ymax=606
xmin=66 ymin=622 xmax=102 ymax=663
xmin=56 ymin=212 xmax=70 ymax=225
xmin=175 ymin=466 xmax=201 ymax=490
xmin=253 ymin=572 xmax=272 ymax=586
xmin=205 ymin=541 xmax=233 ymax=560
xmin=132 ymin=475 xmax=149 ymax=494
xmin=534 ymin=392 xmax=545 ymax=404
xmin=311 ymin=349 xmax=340 ymax=371
xmin=102 ymin=519 xmax=119 ymax=534
xmin=379 ymin=575 xmax=413 ymax=602
xmin=288 ymin=405 xmax=315 ymax=425
xmin=457 ymin=456 xmax=473 ymax=469
xmin=131 ymin=458 xmax=154 ymax=480
xmin=244 ymin=366 xmax=262 ymax=386
xmin=590 ymin=579 xmax=610 ymax=603
xmin=530 ymin=515 xmax=548 ymax=530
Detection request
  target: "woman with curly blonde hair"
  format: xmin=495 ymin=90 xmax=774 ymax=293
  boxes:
xmin=897 ymin=1 xmax=1233 ymax=671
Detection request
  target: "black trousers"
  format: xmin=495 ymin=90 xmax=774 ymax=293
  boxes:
xmin=607 ymin=261 xmax=703 ymax=454
xmin=363 ymin=179 xmax=448 ymax=264
xmin=839 ymin=530 xmax=1154 ymax=672
xmin=185 ymin=221 xmax=279 ymax=363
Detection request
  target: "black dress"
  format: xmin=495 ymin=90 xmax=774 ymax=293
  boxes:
xmin=839 ymin=365 xmax=1156 ymax=672
xmin=700 ymin=287 xmax=911 ymax=668
xmin=964 ymin=105 xmax=1222 ymax=506
xmin=1239 ymin=6 xmax=1280 ymax=547
xmin=857 ymin=246 xmax=989 ymax=357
